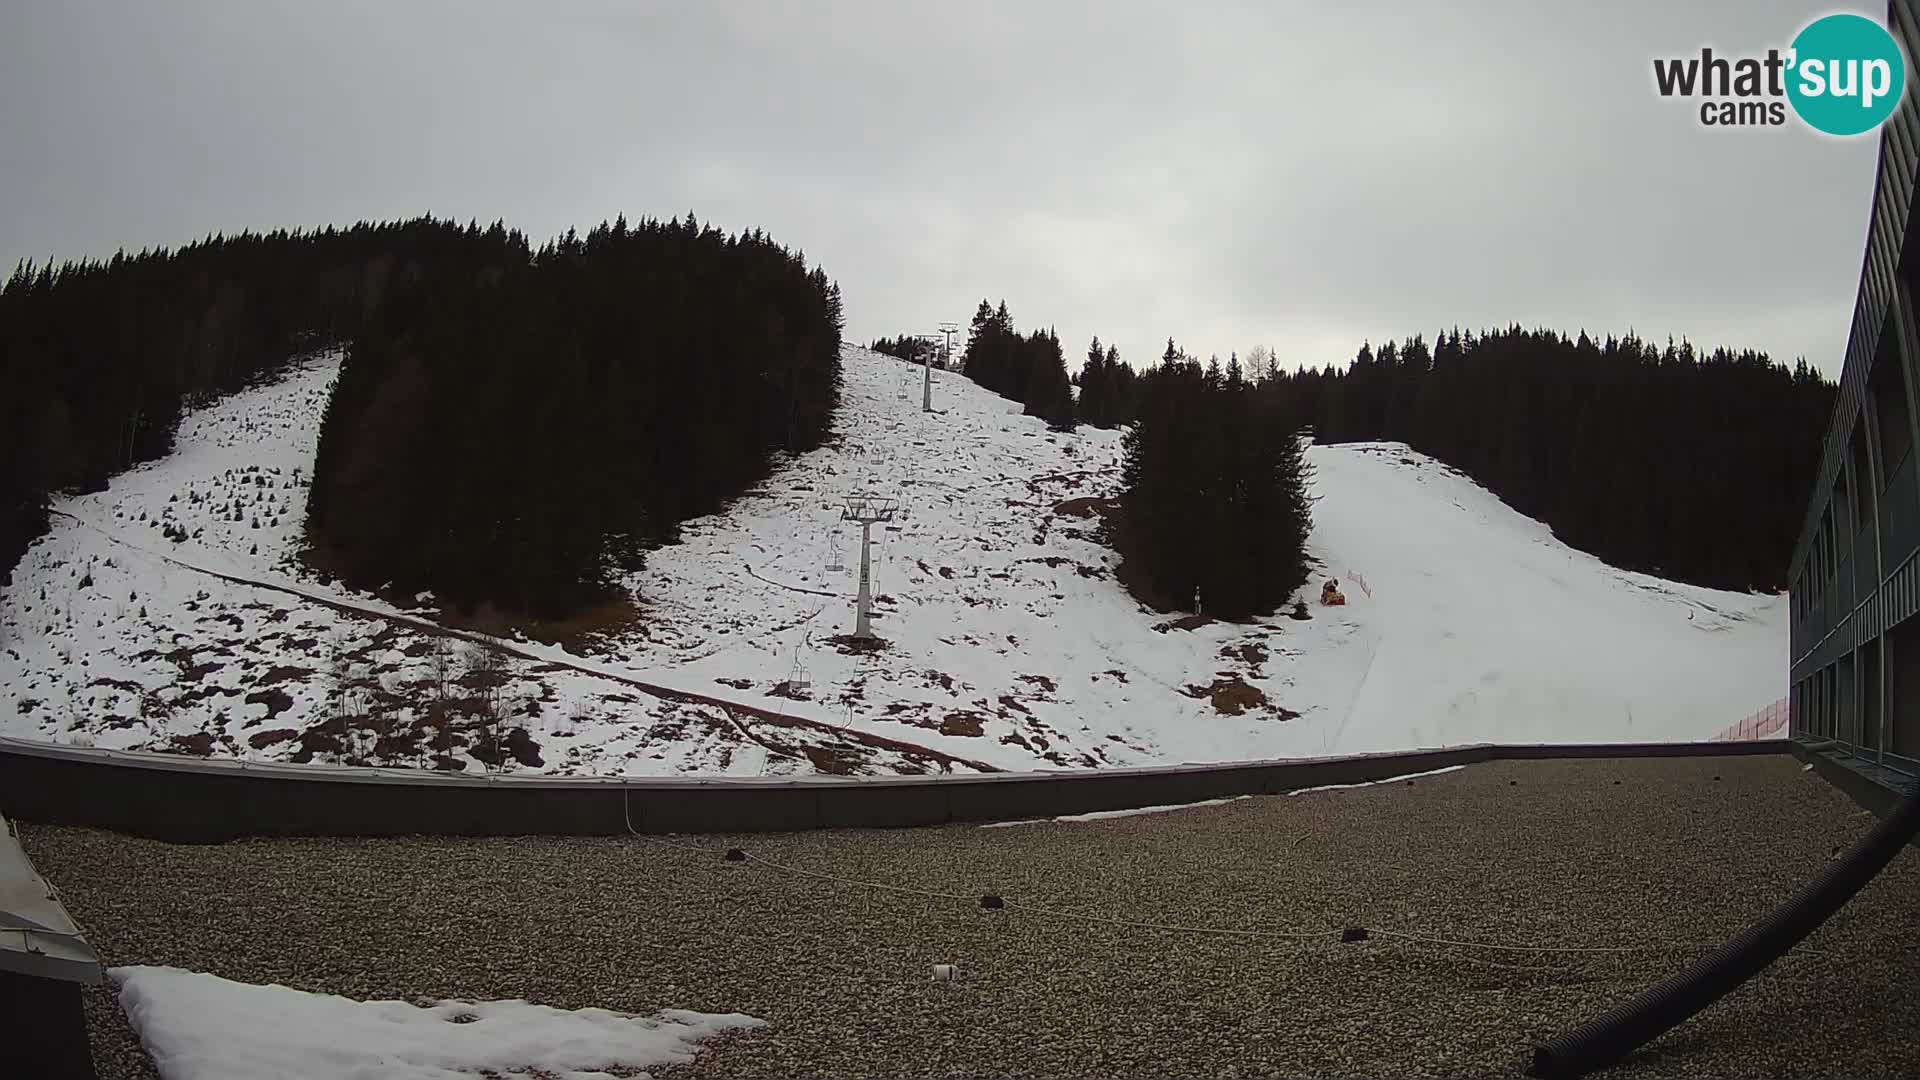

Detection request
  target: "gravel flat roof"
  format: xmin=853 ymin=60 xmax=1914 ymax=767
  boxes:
xmin=19 ymin=753 xmax=1920 ymax=1079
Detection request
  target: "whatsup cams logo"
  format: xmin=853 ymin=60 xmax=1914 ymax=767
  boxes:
xmin=1653 ymin=12 xmax=1907 ymax=135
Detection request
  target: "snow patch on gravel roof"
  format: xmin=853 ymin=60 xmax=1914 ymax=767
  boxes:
xmin=1285 ymin=764 xmax=1467 ymax=795
xmin=112 ymin=965 xmax=762 ymax=1080
xmin=982 ymin=794 xmax=1253 ymax=826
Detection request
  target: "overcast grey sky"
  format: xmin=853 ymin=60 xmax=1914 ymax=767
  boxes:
xmin=0 ymin=1 xmax=1885 ymax=375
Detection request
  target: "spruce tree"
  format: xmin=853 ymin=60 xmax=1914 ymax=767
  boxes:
xmin=1079 ymin=335 xmax=1108 ymax=426
xmin=1106 ymin=345 xmax=1135 ymax=425
xmin=1119 ymin=355 xmax=1313 ymax=618
xmin=1020 ymin=329 xmax=1075 ymax=431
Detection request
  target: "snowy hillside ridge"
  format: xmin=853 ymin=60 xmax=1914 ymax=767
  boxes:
xmin=0 ymin=351 xmax=985 ymax=778
xmin=0 ymin=345 xmax=1785 ymax=777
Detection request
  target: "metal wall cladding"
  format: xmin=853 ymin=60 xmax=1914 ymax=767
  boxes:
xmin=1789 ymin=4 xmax=1920 ymax=775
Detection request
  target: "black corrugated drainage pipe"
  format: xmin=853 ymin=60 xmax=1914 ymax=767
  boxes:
xmin=1529 ymin=777 xmax=1920 ymax=1078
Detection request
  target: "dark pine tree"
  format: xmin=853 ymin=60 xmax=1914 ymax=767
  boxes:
xmin=1118 ymin=342 xmax=1313 ymax=618
xmin=1022 ymin=328 xmax=1075 ymax=431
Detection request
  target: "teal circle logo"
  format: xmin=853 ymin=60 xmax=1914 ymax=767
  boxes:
xmin=1786 ymin=13 xmax=1906 ymax=136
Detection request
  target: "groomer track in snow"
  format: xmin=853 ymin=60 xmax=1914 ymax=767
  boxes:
xmin=0 ymin=346 xmax=1786 ymax=776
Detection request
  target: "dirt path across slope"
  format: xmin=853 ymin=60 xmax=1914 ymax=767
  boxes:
xmin=46 ymin=510 xmax=1000 ymax=775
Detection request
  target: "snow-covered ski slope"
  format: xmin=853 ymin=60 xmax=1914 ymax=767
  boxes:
xmin=0 ymin=345 xmax=1785 ymax=776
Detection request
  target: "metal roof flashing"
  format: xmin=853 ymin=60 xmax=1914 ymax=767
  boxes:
xmin=0 ymin=815 xmax=103 ymax=985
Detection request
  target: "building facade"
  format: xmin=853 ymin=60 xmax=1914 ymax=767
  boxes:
xmin=1789 ymin=0 xmax=1920 ymax=795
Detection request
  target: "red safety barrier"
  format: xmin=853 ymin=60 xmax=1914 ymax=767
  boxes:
xmin=1709 ymin=696 xmax=1789 ymax=742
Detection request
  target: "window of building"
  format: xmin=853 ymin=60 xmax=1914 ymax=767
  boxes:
xmin=1818 ymin=667 xmax=1832 ymax=738
xmin=1839 ymin=652 xmax=1857 ymax=744
xmin=1871 ymin=345 xmax=1915 ymax=486
xmin=1812 ymin=534 xmax=1825 ymax=605
xmin=1824 ymin=507 xmax=1837 ymax=582
xmin=1892 ymin=615 xmax=1920 ymax=763
xmin=1820 ymin=664 xmax=1835 ymax=737
xmin=1815 ymin=517 xmax=1825 ymax=586
xmin=1834 ymin=468 xmax=1852 ymax=545
xmin=1851 ymin=424 xmax=1875 ymax=534
xmin=1862 ymin=643 xmax=1882 ymax=751
xmin=1828 ymin=664 xmax=1841 ymax=739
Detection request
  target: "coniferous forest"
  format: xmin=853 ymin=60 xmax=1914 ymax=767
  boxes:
xmin=1 ymin=214 xmax=842 ymax=620
xmin=1088 ymin=324 xmax=1832 ymax=615
xmin=959 ymin=300 xmax=1076 ymax=431
xmin=1074 ymin=335 xmax=1140 ymax=429
xmin=2 ymin=215 xmax=1833 ymax=624
xmin=869 ymin=334 xmax=955 ymax=368
xmin=0 ymin=218 xmax=515 ymax=584
xmin=308 ymin=215 xmax=843 ymax=617
xmin=1272 ymin=327 xmax=1834 ymax=592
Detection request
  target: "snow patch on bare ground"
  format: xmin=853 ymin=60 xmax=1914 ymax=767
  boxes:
xmin=0 ymin=351 xmax=964 ymax=777
xmin=0 ymin=345 xmax=1786 ymax=776
xmin=604 ymin=347 xmax=1786 ymax=767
